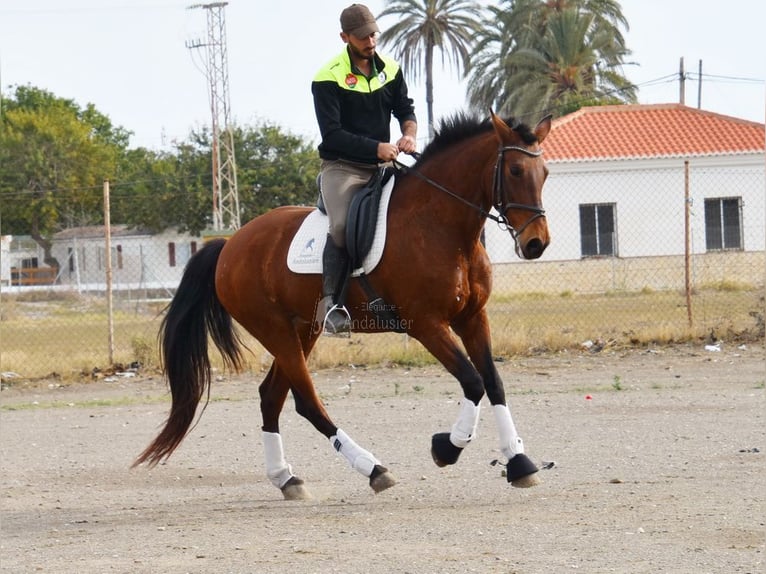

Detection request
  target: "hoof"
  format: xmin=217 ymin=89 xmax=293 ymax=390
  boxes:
xmin=431 ymin=432 xmax=463 ymax=467
xmin=370 ymin=465 xmax=397 ymax=493
xmin=506 ymin=453 xmax=540 ymax=487
xmin=281 ymin=476 xmax=312 ymax=500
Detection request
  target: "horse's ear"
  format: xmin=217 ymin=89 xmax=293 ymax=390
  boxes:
xmin=534 ymin=115 xmax=553 ymax=144
xmin=489 ymin=109 xmax=512 ymax=143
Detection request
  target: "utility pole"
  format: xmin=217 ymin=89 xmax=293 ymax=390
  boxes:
xmin=679 ymin=56 xmax=685 ymax=105
xmin=187 ymin=2 xmax=240 ymax=231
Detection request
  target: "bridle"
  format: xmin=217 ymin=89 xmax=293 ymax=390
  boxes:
xmin=491 ymin=145 xmax=546 ymax=240
xmin=395 ymin=145 xmax=546 ymax=246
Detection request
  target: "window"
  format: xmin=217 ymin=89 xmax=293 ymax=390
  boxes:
xmin=579 ymin=203 xmax=616 ymax=257
xmin=168 ymin=242 xmax=176 ymax=267
xmin=97 ymin=245 xmax=123 ymax=270
xmin=67 ymin=247 xmax=85 ymax=274
xmin=705 ymin=197 xmax=742 ymax=251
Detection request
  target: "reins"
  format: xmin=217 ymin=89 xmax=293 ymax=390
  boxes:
xmin=394 ymin=145 xmax=546 ymax=244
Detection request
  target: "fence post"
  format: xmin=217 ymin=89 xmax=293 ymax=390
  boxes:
xmin=104 ymin=179 xmax=115 ymax=365
xmin=684 ymin=160 xmax=693 ymax=327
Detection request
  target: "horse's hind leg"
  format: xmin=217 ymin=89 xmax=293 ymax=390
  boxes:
xmin=259 ymin=363 xmax=311 ymax=500
xmin=258 ymin=322 xmax=396 ymax=496
xmin=290 ymin=389 xmax=396 ymax=494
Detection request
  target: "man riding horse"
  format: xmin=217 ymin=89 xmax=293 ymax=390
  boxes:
xmin=311 ymin=3 xmax=418 ymax=335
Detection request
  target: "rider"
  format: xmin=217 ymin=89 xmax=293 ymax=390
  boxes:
xmin=311 ymin=3 xmax=418 ymax=335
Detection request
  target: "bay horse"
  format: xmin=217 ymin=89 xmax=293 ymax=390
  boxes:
xmin=133 ymin=111 xmax=552 ymax=500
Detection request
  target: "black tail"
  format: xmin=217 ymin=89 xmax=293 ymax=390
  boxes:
xmin=133 ymin=238 xmax=243 ymax=467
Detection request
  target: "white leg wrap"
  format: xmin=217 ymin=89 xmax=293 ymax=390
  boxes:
xmin=450 ymin=400 xmax=481 ymax=448
xmin=493 ymin=404 xmax=525 ymax=458
xmin=262 ymin=432 xmax=295 ymax=489
xmin=330 ymin=429 xmax=380 ymax=477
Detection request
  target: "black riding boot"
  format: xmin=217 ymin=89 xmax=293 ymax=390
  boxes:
xmin=318 ymin=235 xmax=351 ymax=335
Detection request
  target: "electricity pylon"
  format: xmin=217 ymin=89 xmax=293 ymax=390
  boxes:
xmin=187 ymin=2 xmax=240 ymax=231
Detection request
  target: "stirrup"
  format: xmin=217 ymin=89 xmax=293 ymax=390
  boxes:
xmin=323 ymin=304 xmax=352 ymax=337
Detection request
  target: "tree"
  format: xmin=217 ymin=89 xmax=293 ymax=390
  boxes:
xmin=0 ymin=86 xmax=128 ymax=267
xmin=112 ymin=121 xmax=320 ymax=234
xmin=378 ymin=0 xmax=484 ymax=140
xmin=110 ymin=145 xmax=210 ymax=235
xmin=467 ymin=0 xmax=636 ymax=120
xmin=234 ymin=121 xmax=319 ymax=219
xmin=1 ymin=86 xmax=320 ymax=252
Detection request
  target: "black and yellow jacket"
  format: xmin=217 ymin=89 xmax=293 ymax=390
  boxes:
xmin=312 ymin=47 xmax=416 ymax=164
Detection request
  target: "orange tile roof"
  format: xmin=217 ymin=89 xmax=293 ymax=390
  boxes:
xmin=543 ymin=103 xmax=765 ymax=162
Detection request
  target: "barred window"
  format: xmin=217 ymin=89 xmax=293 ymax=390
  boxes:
xmin=704 ymin=197 xmax=743 ymax=251
xmin=579 ymin=203 xmax=616 ymax=257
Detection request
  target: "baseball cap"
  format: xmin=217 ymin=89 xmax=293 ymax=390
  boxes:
xmin=340 ymin=4 xmax=380 ymax=38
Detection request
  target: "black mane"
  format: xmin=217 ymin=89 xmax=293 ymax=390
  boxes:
xmin=415 ymin=112 xmax=538 ymax=166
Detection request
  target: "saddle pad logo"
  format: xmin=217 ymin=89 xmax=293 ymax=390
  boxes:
xmin=301 ymin=237 xmax=316 ymax=257
xmin=345 ymin=73 xmax=358 ymax=88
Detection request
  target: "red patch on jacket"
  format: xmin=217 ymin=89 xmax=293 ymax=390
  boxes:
xmin=345 ymin=73 xmax=358 ymax=88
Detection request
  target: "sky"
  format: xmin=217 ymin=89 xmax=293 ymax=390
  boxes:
xmin=1 ymin=0 xmax=764 ymax=151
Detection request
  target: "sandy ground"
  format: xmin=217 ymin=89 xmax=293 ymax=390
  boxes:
xmin=1 ymin=343 xmax=764 ymax=574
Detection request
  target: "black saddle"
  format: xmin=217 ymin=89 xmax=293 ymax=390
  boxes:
xmin=316 ymin=167 xmax=405 ymax=333
xmin=317 ymin=167 xmax=395 ymax=269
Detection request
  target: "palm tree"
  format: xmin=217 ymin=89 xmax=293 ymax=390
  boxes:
xmin=377 ymin=0 xmax=484 ymax=140
xmin=467 ymin=0 xmax=636 ymax=120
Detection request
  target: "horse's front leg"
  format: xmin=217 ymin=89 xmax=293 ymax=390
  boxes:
xmin=411 ymin=321 xmax=488 ymax=468
xmin=452 ymin=310 xmax=540 ymax=488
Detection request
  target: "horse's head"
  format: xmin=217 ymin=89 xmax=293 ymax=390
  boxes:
xmin=489 ymin=112 xmax=551 ymax=260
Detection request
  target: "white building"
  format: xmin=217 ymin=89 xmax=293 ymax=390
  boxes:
xmin=484 ymin=104 xmax=765 ymax=292
xmin=50 ymin=225 xmax=201 ymax=292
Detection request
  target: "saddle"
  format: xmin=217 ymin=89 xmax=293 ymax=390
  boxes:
xmin=316 ymin=166 xmax=405 ymax=333
xmin=317 ymin=166 xmax=395 ymax=269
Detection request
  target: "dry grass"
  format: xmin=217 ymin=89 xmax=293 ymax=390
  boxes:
xmin=1 ymin=285 xmax=762 ymax=382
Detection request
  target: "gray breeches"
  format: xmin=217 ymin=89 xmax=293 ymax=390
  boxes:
xmin=320 ymin=159 xmax=378 ymax=248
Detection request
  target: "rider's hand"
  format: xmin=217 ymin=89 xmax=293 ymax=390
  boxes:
xmin=377 ymin=142 xmax=399 ymax=162
xmin=396 ymin=134 xmax=417 ymax=155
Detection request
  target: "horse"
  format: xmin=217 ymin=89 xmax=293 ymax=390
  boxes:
xmin=133 ymin=111 xmax=552 ymax=500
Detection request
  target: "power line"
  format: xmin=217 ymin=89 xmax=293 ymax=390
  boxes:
xmin=689 ymin=72 xmax=764 ymax=85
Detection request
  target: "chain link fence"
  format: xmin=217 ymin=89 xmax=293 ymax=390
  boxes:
xmin=2 ymin=162 xmax=764 ymax=381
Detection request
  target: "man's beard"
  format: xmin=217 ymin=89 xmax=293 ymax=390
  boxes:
xmin=349 ymin=44 xmax=374 ymax=61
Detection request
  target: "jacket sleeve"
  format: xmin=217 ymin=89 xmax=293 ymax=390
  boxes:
xmin=391 ymin=70 xmax=417 ymax=127
xmin=311 ymin=80 xmax=380 ymax=162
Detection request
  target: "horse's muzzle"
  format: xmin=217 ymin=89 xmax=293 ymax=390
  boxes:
xmin=521 ymin=237 xmax=548 ymax=259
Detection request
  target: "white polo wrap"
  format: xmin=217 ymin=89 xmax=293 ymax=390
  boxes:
xmin=493 ymin=404 xmax=525 ymax=458
xmin=262 ymin=431 xmax=294 ymax=489
xmin=450 ymin=400 xmax=481 ymax=448
xmin=331 ymin=429 xmax=380 ymax=477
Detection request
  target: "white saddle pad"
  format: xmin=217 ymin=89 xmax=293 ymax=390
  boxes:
xmin=287 ymin=176 xmax=395 ymax=275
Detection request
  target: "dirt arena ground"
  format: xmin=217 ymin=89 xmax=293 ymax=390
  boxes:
xmin=1 ymin=343 xmax=764 ymax=574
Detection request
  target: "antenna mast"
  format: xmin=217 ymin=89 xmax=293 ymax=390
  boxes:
xmin=187 ymin=2 xmax=240 ymax=231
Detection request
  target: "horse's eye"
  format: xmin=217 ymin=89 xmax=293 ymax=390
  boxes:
xmin=509 ymin=165 xmax=522 ymax=177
